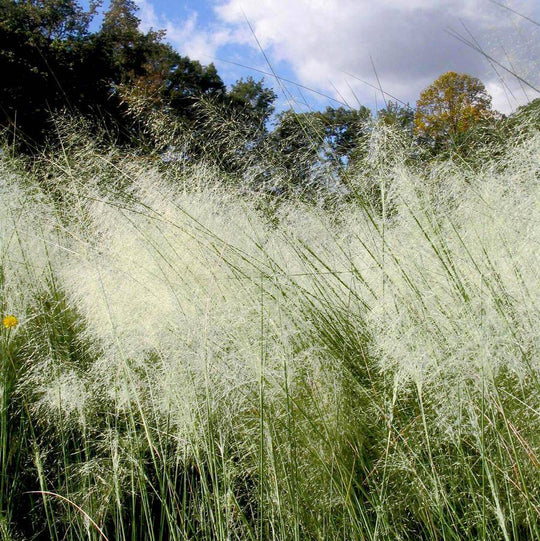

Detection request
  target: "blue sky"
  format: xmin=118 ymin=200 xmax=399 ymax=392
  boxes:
xmin=91 ymin=1 xmax=540 ymax=114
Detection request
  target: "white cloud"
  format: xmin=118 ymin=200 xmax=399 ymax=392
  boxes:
xmin=164 ymin=15 xmax=231 ymax=61
xmin=134 ymin=0 xmax=540 ymax=113
xmin=135 ymin=0 xmax=231 ymax=61
xmin=135 ymin=0 xmax=160 ymax=31
xmin=214 ymin=0 xmax=540 ymax=112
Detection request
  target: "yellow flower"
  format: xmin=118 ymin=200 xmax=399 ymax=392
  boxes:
xmin=2 ymin=315 xmax=18 ymax=329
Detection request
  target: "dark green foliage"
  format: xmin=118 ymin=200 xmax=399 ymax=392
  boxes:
xmin=0 ymin=0 xmax=227 ymax=150
xmin=163 ymin=58 xmax=225 ymax=117
xmin=317 ymin=105 xmax=372 ymax=161
xmin=0 ymin=0 xmax=97 ymax=145
xmin=377 ymin=101 xmax=414 ymax=134
xmin=269 ymin=110 xmax=327 ymax=189
xmin=507 ymin=97 xmax=540 ymax=133
xmin=227 ymin=77 xmax=277 ymax=127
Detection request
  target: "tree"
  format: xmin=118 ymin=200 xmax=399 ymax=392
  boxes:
xmin=0 ymin=0 xmax=229 ymax=149
xmin=378 ymin=101 xmax=414 ymax=135
xmin=414 ymin=71 xmax=494 ymax=148
xmin=270 ymin=110 xmax=327 ymax=190
xmin=262 ymin=106 xmax=374 ymax=193
xmin=511 ymin=97 xmax=540 ymax=130
xmin=186 ymin=77 xmax=276 ymax=174
xmin=162 ymin=58 xmax=225 ymax=117
xmin=227 ymin=77 xmax=276 ymax=127
xmin=0 ymin=0 xmax=97 ymax=144
xmin=317 ymin=106 xmax=371 ymax=162
xmin=98 ymin=0 xmax=166 ymax=82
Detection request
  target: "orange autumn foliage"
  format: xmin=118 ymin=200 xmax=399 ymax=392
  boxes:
xmin=415 ymin=72 xmax=494 ymax=145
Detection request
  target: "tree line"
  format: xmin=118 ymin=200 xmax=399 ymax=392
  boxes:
xmin=1 ymin=0 xmax=539 ymax=195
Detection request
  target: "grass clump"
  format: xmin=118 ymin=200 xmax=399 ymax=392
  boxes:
xmin=0 ymin=117 xmax=539 ymax=540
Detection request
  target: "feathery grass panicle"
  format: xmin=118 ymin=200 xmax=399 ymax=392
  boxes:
xmin=1 ymin=115 xmax=539 ymax=539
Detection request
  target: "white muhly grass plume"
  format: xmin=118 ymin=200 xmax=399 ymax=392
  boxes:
xmin=365 ymin=133 xmax=540 ymax=393
xmin=9 ymin=125 xmax=540 ymax=445
xmin=58 ymin=169 xmax=308 ymax=432
xmin=0 ymin=164 xmax=63 ymax=317
xmin=34 ymin=369 xmax=89 ymax=426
